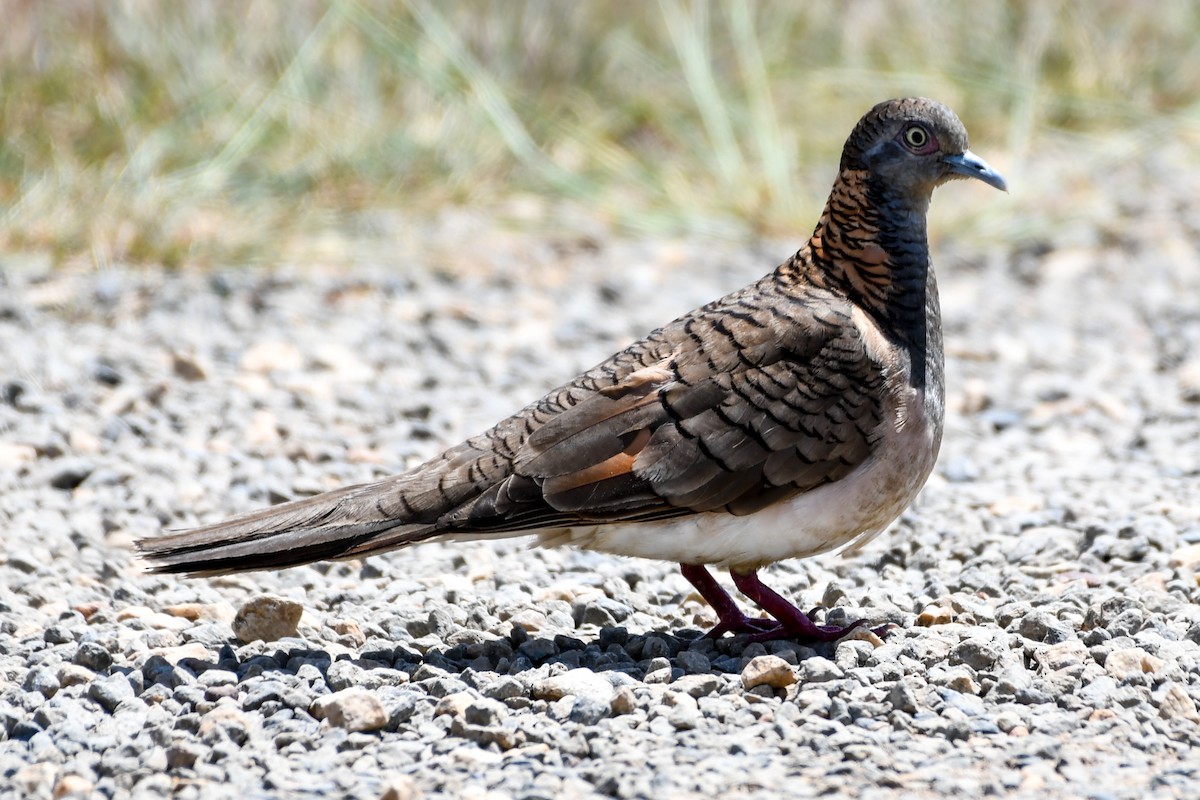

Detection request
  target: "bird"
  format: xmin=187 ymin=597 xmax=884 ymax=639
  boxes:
xmin=137 ymin=98 xmax=1006 ymax=643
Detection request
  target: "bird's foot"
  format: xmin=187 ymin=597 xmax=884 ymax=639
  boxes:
xmin=742 ymin=616 xmax=891 ymax=643
xmin=730 ymin=569 xmax=891 ymax=643
xmin=679 ymin=563 xmax=889 ymax=645
xmin=702 ymin=613 xmax=778 ymax=640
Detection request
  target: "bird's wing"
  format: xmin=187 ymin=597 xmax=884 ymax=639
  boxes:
xmin=366 ymin=278 xmax=893 ymax=545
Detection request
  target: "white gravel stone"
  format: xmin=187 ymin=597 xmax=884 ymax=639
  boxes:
xmin=313 ymin=687 xmax=389 ymax=732
xmin=232 ymin=595 xmax=304 ymax=643
xmin=741 ymin=655 xmax=797 ymax=690
xmin=1105 ymin=647 xmax=1166 ymax=682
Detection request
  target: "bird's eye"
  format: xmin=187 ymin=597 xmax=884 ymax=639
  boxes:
xmin=903 ymin=126 xmax=929 ymax=149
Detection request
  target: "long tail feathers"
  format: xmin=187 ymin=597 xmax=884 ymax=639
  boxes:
xmin=135 ymin=479 xmax=433 ymax=576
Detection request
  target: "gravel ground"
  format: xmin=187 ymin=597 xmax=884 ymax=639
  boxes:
xmin=3 ymin=169 xmax=1200 ymax=799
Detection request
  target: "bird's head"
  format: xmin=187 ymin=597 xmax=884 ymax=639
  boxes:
xmin=840 ymin=97 xmax=1007 ymax=201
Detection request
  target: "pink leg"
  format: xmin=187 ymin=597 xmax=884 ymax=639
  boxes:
xmin=731 ymin=569 xmax=886 ymax=642
xmin=679 ymin=564 xmax=776 ymax=638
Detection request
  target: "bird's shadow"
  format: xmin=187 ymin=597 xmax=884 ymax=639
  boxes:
xmin=149 ymin=624 xmax=842 ymax=693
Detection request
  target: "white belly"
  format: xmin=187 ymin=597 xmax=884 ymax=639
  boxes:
xmin=536 ymin=389 xmax=939 ymax=571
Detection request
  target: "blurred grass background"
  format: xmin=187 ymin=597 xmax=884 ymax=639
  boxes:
xmin=2 ymin=0 xmax=1199 ymax=269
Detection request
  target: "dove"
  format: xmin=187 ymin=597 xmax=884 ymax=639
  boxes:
xmin=138 ymin=98 xmax=1006 ymax=642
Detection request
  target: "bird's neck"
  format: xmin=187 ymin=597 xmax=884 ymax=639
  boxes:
xmin=796 ymin=168 xmax=943 ymax=395
xmin=801 ymin=168 xmax=936 ymax=340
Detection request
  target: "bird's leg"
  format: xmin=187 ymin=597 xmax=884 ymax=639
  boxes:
xmin=730 ymin=569 xmax=883 ymax=643
xmin=679 ymin=564 xmax=776 ymax=638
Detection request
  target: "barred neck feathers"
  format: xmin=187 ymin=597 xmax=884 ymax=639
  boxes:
xmin=804 ymin=166 xmax=933 ymax=344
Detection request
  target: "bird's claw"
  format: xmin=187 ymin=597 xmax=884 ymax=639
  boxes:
xmin=703 ymin=614 xmax=779 ymax=639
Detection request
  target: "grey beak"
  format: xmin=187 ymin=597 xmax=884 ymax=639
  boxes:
xmin=942 ymin=150 xmax=1008 ymax=192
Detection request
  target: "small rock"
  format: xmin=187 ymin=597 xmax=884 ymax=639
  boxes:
xmin=379 ymin=776 xmax=422 ymax=800
xmin=933 ymin=665 xmax=978 ymax=695
xmin=675 ymin=649 xmax=711 ymax=674
xmin=610 ymin=686 xmax=638 ymax=715
xmin=641 ymin=635 xmax=673 ymax=660
xmin=994 ymin=711 xmax=1023 ymax=733
xmin=1016 ymin=611 xmax=1070 ymax=643
xmin=314 ymin=688 xmax=388 ymax=732
xmin=1105 ymin=647 xmax=1165 ymax=682
xmin=232 ymin=595 xmax=303 ymax=643
xmin=383 ymin=691 xmax=420 ymax=727
xmin=993 ymin=667 xmax=1033 ymax=697
xmin=99 ymin=385 xmax=140 ymax=416
xmin=89 ymin=673 xmax=134 ymax=713
xmin=73 ymin=641 xmax=113 ymax=671
xmin=52 ymin=774 xmax=94 ymax=798
xmin=740 ymin=655 xmax=796 ymax=690
xmin=801 ymin=656 xmax=844 ymax=683
xmin=1107 ymin=608 xmax=1144 ymax=638
xmin=532 ymin=668 xmax=615 ymax=704
xmin=568 ymin=696 xmax=609 ymax=725
xmin=44 ymin=624 xmax=76 ymax=645
xmin=164 ymin=603 xmax=235 ymax=623
xmin=644 ymin=655 xmax=672 ymax=684
xmin=330 ymin=619 xmax=366 ymax=646
xmin=1157 ymin=683 xmax=1200 ymax=722
xmin=56 ymin=664 xmax=94 ymax=688
xmin=198 ymin=669 xmax=238 ymax=687
xmin=166 ymin=742 xmax=204 ymax=769
xmin=666 ymin=692 xmax=700 ymax=730
xmin=482 ymin=676 xmax=525 ymax=701
xmin=578 ymin=597 xmax=631 ymax=626
xmin=952 ymin=639 xmax=1000 ymax=671
xmin=917 ymin=602 xmax=953 ymax=626
xmin=67 ymin=428 xmax=101 ymax=455
xmin=1037 ymin=640 xmax=1088 ymax=672
xmin=672 ymin=674 xmax=722 ymax=698
xmin=547 ymin=696 xmax=576 ymax=722
xmin=516 ymin=637 xmax=558 ymax=661
xmin=23 ymin=666 xmax=60 ymax=697
xmin=432 ymin=692 xmax=473 ymax=719
xmin=199 ymin=705 xmax=251 ymax=745
xmin=172 ymin=352 xmax=208 ymax=381
xmin=1132 ymin=572 xmax=1169 ymax=594
xmin=1015 ymin=685 xmax=1054 ymax=705
xmin=1079 ymin=675 xmax=1117 ymax=706
xmin=888 ymin=679 xmax=922 ymax=713
xmin=823 ymin=644 xmax=860 ymax=676
xmin=49 ymin=459 xmax=94 ymax=490
xmin=92 ymin=361 xmax=122 ymax=386
xmin=245 ymin=410 xmax=282 ymax=447
xmin=71 ymin=602 xmax=103 ymax=620
xmin=944 ymin=720 xmax=973 ymax=741
xmin=507 ymin=609 xmax=549 ymax=632
xmin=1168 ymin=543 xmax=1200 ymax=571
xmin=326 ymin=660 xmax=364 ymax=691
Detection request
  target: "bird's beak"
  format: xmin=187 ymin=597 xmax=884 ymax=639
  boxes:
xmin=942 ymin=150 xmax=1008 ymax=192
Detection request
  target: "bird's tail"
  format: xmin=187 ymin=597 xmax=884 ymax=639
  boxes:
xmin=135 ymin=477 xmax=436 ymax=576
